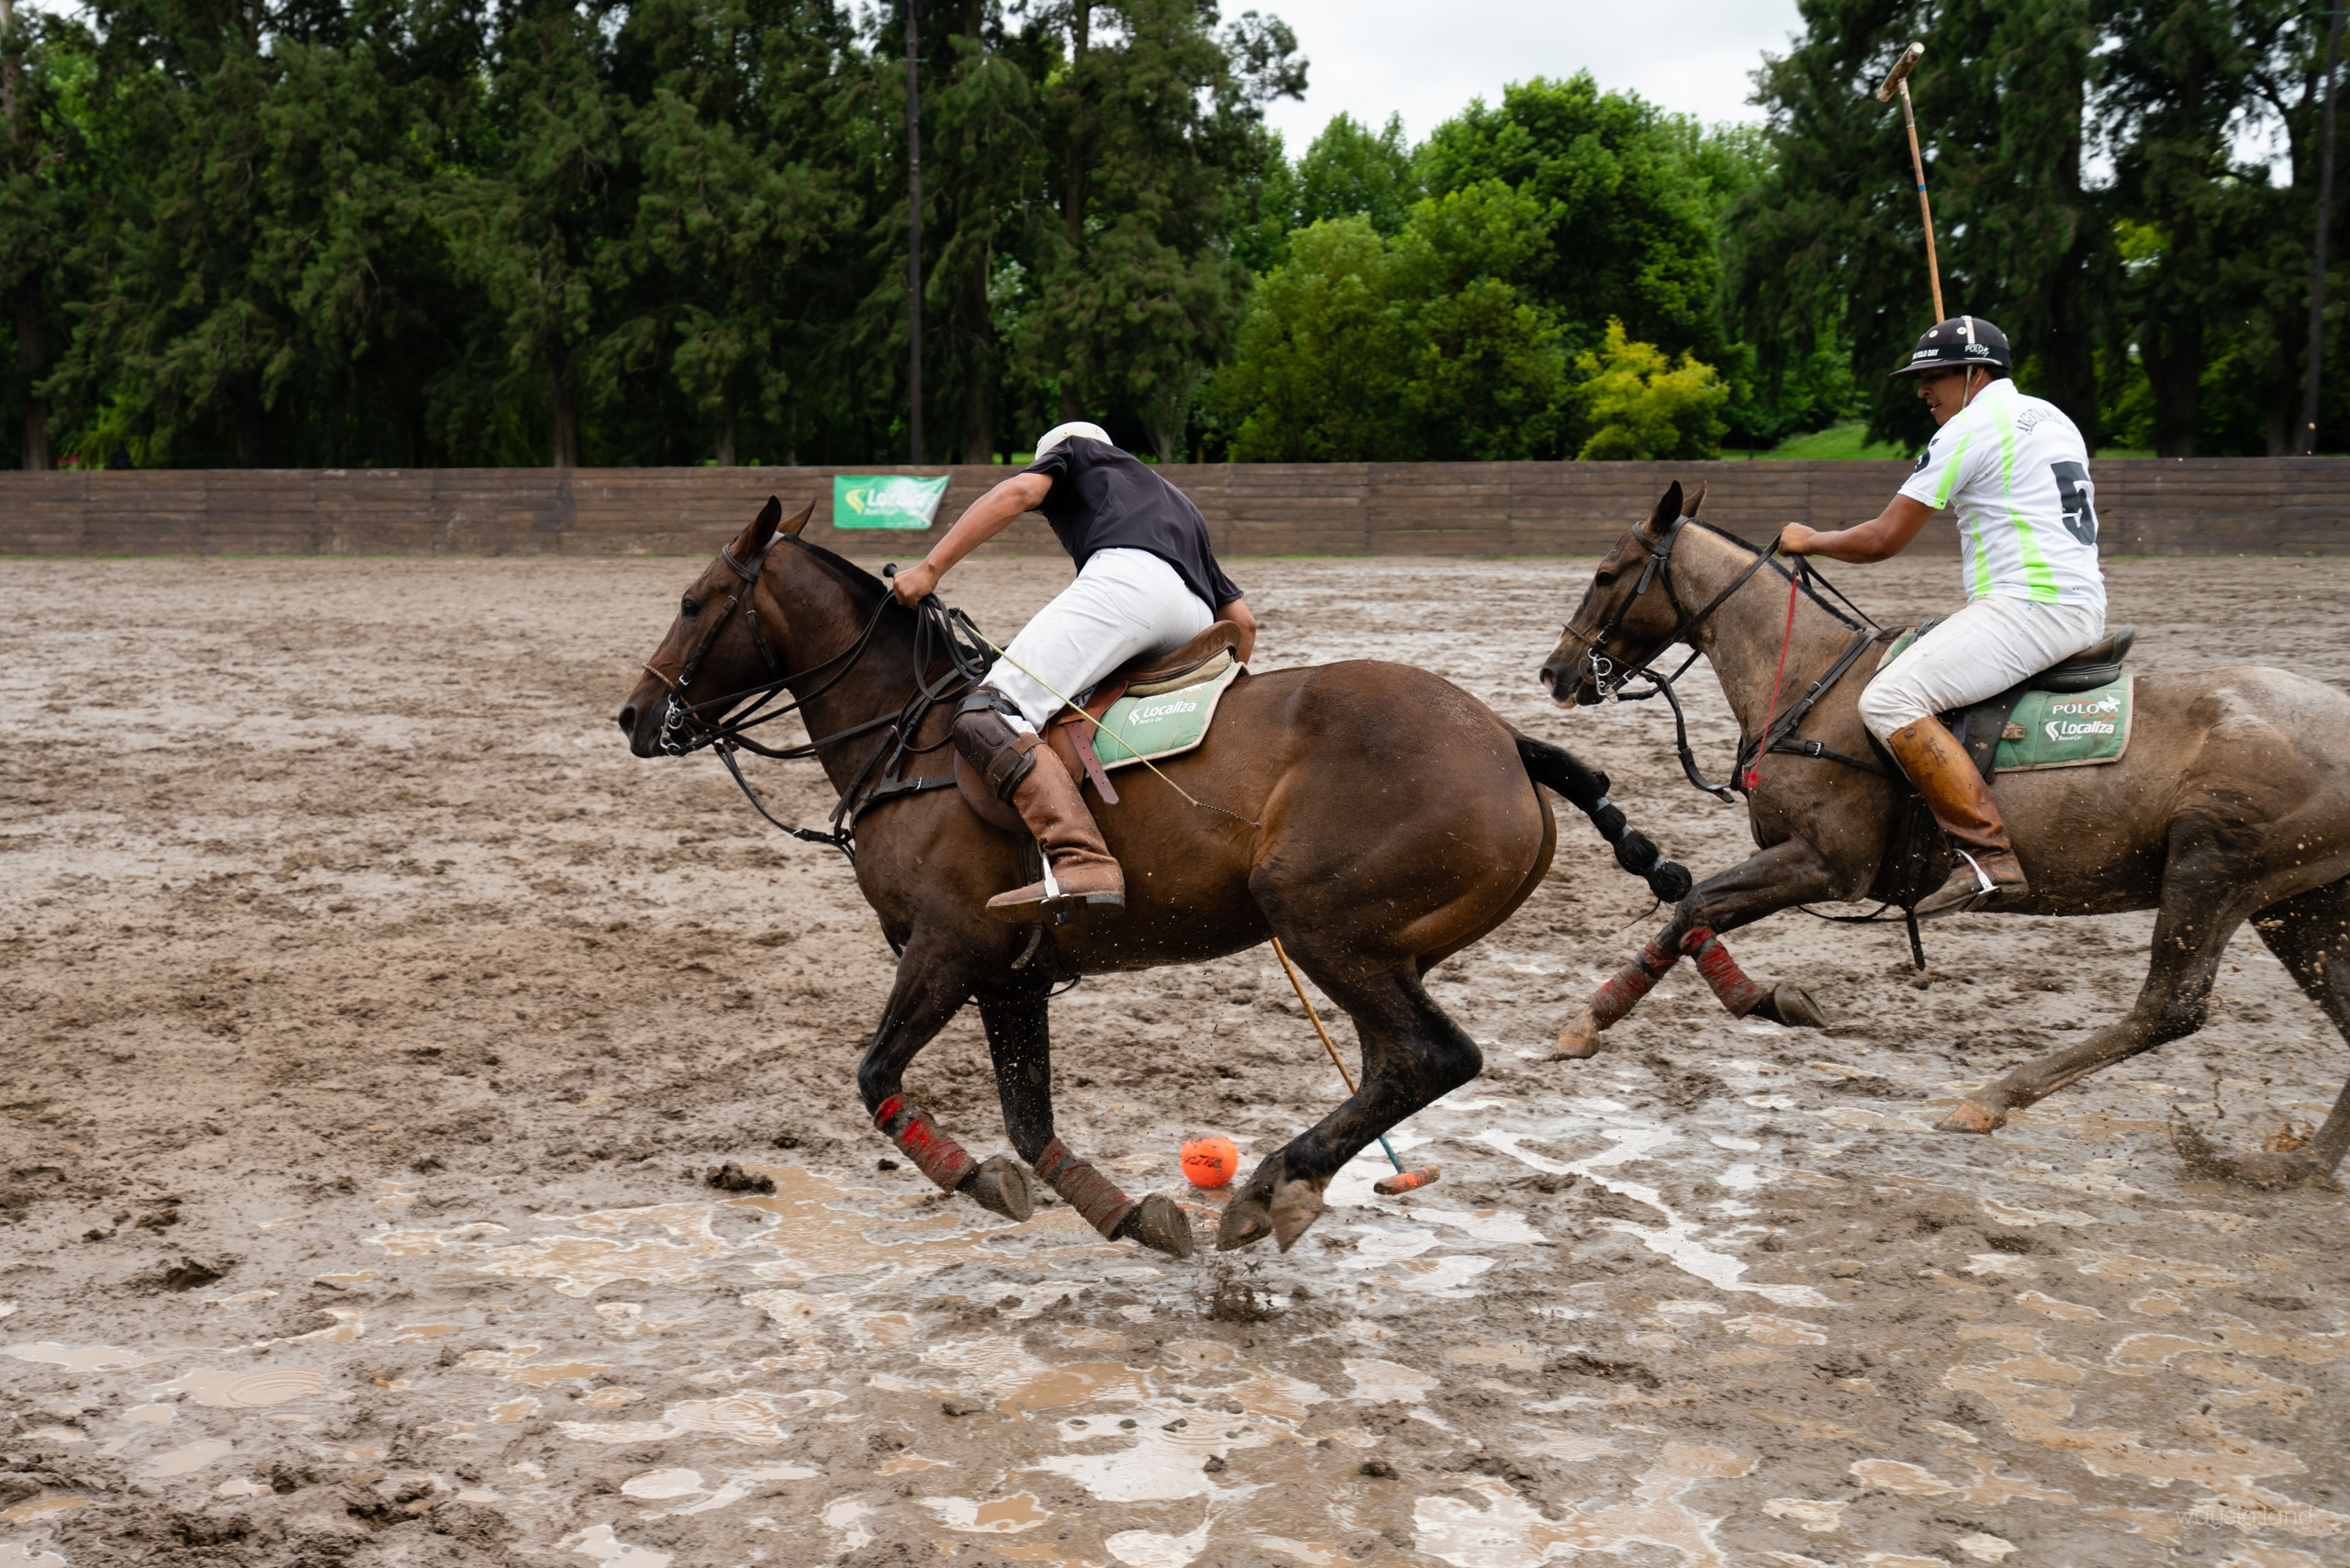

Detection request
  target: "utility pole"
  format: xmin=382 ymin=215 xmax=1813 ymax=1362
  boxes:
xmin=2303 ymin=6 xmax=2343 ymax=455
xmin=906 ymin=0 xmax=923 ymax=466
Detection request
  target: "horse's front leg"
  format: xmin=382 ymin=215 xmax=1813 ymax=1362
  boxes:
xmin=1554 ymin=837 xmax=1841 ymax=1058
xmin=977 ymin=991 xmax=1194 ymax=1259
xmin=856 ymin=943 xmax=1034 ymax=1223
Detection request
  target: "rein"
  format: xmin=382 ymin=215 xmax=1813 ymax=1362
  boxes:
xmin=648 ymin=535 xmax=992 ymax=863
xmin=1573 ymin=515 xmax=1891 ymax=802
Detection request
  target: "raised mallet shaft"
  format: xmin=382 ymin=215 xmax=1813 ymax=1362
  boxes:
xmin=1874 ymin=41 xmax=1943 ymax=321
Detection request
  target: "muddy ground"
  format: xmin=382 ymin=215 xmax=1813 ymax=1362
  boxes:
xmin=1 ymin=543 xmax=2346 ymax=1568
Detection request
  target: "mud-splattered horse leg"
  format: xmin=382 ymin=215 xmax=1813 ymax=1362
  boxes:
xmin=2223 ymin=877 xmax=2350 ymax=1185
xmin=1219 ymin=960 xmax=1480 ymax=1254
xmin=855 ymin=944 xmax=1033 ymax=1222
xmin=1555 ymin=839 xmax=1839 ymax=1057
xmin=1937 ymin=846 xmax=2253 ymax=1137
xmin=976 ymin=992 xmax=1195 ymax=1258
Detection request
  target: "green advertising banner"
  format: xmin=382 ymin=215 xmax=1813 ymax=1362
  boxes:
xmin=833 ymin=474 xmax=951 ymax=529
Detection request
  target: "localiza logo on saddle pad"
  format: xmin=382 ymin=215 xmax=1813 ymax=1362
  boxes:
xmin=2042 ymin=691 xmax=2121 ymax=744
xmin=1129 ymin=699 xmax=1200 ymax=723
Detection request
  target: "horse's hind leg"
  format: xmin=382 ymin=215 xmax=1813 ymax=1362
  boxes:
xmin=855 ymin=950 xmax=1030 ymax=1222
xmin=1556 ymin=838 xmax=1839 ymax=1058
xmin=977 ymin=992 xmax=1194 ymax=1258
xmin=2233 ymin=877 xmax=2350 ymax=1185
xmin=1219 ymin=964 xmax=1478 ymax=1254
xmin=1937 ymin=863 xmax=2244 ymax=1136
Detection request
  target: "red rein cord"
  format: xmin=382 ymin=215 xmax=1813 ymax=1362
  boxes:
xmin=1742 ymin=566 xmax=1803 ymax=790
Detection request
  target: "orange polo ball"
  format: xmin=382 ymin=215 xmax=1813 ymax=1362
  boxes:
xmin=1181 ymin=1136 xmax=1239 ymax=1189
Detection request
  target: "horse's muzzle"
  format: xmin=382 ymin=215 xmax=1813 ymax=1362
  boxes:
xmin=616 ymin=677 xmax=669 ymax=757
xmin=1539 ymin=656 xmax=1601 ymax=708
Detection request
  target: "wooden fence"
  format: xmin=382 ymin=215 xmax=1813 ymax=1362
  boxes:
xmin=1 ymin=457 xmax=2344 ymax=559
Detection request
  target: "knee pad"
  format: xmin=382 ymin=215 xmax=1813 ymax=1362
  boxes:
xmin=953 ymin=688 xmax=1043 ymax=801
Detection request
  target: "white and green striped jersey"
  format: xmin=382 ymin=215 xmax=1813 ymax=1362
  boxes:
xmin=1896 ymin=378 xmax=2105 ymax=615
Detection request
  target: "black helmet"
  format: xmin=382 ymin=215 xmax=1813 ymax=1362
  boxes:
xmin=1890 ymin=315 xmax=2011 ymax=378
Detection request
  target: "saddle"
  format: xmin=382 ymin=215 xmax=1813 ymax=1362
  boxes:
xmin=954 ymin=621 xmax=1246 ymax=835
xmin=1870 ymin=623 xmax=2136 ymax=908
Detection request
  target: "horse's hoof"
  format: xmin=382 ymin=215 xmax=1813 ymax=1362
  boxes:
xmin=1751 ymin=985 xmax=1828 ymax=1029
xmin=1936 ymin=1099 xmax=2007 ymax=1135
xmin=964 ymin=1155 xmax=1034 ymax=1222
xmin=1550 ymin=1012 xmax=1604 ymax=1060
xmin=1270 ymin=1178 xmax=1327 ymax=1252
xmin=1216 ymin=1194 xmax=1274 ymax=1251
xmin=1116 ymin=1193 xmax=1197 ymax=1259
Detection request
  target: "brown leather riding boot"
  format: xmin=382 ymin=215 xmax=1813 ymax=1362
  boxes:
xmin=1885 ymin=718 xmax=2030 ymax=919
xmin=987 ymin=748 xmax=1126 ymax=924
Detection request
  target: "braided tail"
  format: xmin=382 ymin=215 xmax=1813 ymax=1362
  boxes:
xmin=1513 ymin=731 xmax=1693 ymax=903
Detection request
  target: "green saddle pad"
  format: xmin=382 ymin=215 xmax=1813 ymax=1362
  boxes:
xmin=1090 ymin=662 xmax=1244 ymax=771
xmin=1997 ymin=680 xmax=2132 ymax=770
xmin=1875 ymin=631 xmax=2132 ymax=772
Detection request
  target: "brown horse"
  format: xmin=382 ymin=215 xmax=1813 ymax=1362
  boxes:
xmin=1537 ymin=482 xmax=2350 ymax=1184
xmin=617 ymin=498 xmax=1685 ymax=1256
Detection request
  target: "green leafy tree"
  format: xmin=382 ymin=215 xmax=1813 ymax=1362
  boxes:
xmin=1572 ymin=317 xmax=1727 ymax=460
xmin=1419 ymin=73 xmax=1726 ymax=359
xmin=0 ymin=2 xmax=95 ymax=468
xmin=450 ymin=0 xmax=627 ymax=467
xmin=616 ymin=0 xmax=856 ymax=465
xmin=1209 ymin=181 xmax=1570 ymax=460
xmin=1018 ymin=0 xmax=1303 ymax=458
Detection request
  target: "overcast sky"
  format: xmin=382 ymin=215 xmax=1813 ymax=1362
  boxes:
xmin=1253 ymin=0 xmax=1809 ymax=149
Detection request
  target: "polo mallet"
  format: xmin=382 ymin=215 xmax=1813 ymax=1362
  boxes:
xmin=1268 ymin=935 xmax=1438 ymax=1196
xmin=1875 ymin=40 xmax=1944 ymax=321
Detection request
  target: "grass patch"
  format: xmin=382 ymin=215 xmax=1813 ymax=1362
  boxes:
xmin=1745 ymin=421 xmax=1912 ymax=461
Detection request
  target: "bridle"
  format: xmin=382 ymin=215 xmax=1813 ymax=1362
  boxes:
xmin=642 ymin=534 xmax=990 ymax=862
xmin=1565 ymin=514 xmax=1886 ymax=801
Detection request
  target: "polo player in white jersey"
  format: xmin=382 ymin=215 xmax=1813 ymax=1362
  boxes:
xmin=1778 ymin=317 xmax=2106 ymax=918
xmin=890 ymin=422 xmax=1257 ymax=925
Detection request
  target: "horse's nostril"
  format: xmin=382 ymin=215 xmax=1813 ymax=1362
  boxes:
xmin=616 ymin=707 xmax=636 ymax=733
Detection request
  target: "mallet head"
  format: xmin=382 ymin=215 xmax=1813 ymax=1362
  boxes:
xmin=1874 ymin=40 xmax=1925 ymax=102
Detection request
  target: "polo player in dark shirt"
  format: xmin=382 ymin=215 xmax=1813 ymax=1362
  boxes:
xmin=890 ymin=422 xmax=1257 ymax=924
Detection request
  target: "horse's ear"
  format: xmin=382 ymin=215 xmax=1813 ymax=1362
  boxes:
xmin=1643 ymin=482 xmax=1684 ymax=537
xmin=743 ymin=495 xmax=784 ymax=551
xmin=1684 ymin=480 xmax=1707 ymax=519
xmin=779 ymin=497 xmax=815 ymax=538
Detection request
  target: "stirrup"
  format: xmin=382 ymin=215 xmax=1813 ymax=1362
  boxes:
xmin=1916 ymin=851 xmax=2027 ymax=920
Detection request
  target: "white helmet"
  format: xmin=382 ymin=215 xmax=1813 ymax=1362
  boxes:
xmin=1034 ymin=420 xmax=1112 ymax=457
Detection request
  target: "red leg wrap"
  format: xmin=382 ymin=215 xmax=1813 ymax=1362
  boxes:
xmin=874 ymin=1095 xmax=976 ymax=1193
xmin=1586 ymin=935 xmax=1681 ymax=1030
xmin=1680 ymin=926 xmax=1767 ymax=1017
xmin=1032 ymin=1137 xmax=1138 ymax=1239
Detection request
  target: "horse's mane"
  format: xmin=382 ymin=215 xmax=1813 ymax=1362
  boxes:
xmin=782 ymin=534 xmax=922 ymax=635
xmin=1678 ymin=516 xmax=1869 ymax=633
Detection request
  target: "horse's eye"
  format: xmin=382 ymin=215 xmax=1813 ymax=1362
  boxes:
xmin=1595 ymin=571 xmax=1617 ymax=588
xmin=681 ymin=598 xmax=699 ymax=617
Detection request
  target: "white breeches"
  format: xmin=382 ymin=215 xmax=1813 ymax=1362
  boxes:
xmin=984 ymin=548 xmax=1214 ymax=730
xmin=1858 ymin=594 xmax=2106 ymax=741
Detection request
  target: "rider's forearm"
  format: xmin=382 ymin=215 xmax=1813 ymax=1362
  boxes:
xmin=921 ymin=476 xmax=1045 ymax=577
xmin=1798 ymin=498 xmax=1933 ymax=564
xmin=1796 ymin=522 xmax=1904 ymax=564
